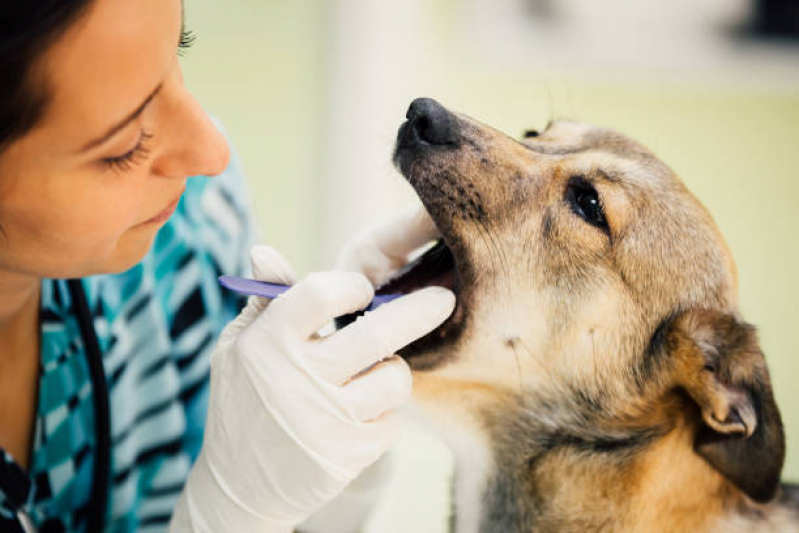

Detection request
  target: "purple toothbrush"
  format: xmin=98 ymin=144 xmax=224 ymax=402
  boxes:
xmin=218 ymin=275 xmax=403 ymax=311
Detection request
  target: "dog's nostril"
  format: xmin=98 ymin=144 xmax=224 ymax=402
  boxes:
xmin=406 ymin=97 xmax=459 ymax=146
xmin=412 ymin=116 xmax=434 ymax=143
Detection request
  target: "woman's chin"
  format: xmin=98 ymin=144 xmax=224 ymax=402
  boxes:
xmin=103 ymin=230 xmax=160 ymax=274
xmin=74 ymin=228 xmax=161 ymax=278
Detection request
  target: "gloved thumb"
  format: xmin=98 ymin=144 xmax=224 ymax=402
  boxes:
xmin=335 ymin=205 xmax=439 ymax=286
xmin=251 ymin=244 xmax=297 ymax=285
xmin=242 ymin=244 xmax=298 ymax=319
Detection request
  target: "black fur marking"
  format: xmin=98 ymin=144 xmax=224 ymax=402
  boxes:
xmin=482 ymin=426 xmax=662 ymax=532
xmin=572 ymin=387 xmax=606 ymax=415
xmin=633 ymin=313 xmax=677 ymax=392
xmin=539 ymin=428 xmax=659 ymax=456
xmin=482 ymin=468 xmax=539 ymax=533
xmin=521 ymin=426 xmax=662 ymax=478
xmin=541 ymin=208 xmax=555 ymax=241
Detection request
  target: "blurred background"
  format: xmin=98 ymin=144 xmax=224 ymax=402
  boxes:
xmin=183 ymin=0 xmax=799 ymax=530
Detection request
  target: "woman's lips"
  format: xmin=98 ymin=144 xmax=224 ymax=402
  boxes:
xmin=138 ymin=192 xmax=183 ymax=226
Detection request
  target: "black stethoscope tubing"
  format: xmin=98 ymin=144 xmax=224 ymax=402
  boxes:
xmin=67 ymin=279 xmax=110 ymax=533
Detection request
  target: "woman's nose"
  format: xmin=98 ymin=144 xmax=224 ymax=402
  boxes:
xmin=151 ymin=86 xmax=231 ymax=179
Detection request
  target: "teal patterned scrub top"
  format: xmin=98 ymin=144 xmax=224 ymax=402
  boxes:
xmin=0 ymin=143 xmax=256 ymax=532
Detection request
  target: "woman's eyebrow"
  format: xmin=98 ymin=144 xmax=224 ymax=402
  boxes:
xmin=79 ymin=83 xmax=163 ymax=153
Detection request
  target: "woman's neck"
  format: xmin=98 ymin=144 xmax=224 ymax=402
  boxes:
xmin=0 ymin=270 xmax=42 ymax=469
xmin=0 ymin=271 xmax=41 ymax=345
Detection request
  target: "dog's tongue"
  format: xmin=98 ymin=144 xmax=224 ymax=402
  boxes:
xmin=376 ymin=240 xmax=455 ymax=296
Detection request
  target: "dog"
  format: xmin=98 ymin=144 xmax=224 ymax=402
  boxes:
xmin=374 ymin=98 xmax=799 ymax=532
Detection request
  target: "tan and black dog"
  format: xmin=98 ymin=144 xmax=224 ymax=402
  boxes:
xmin=377 ymin=98 xmax=799 ymax=532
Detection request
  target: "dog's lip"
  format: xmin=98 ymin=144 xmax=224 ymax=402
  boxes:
xmin=385 ymin=238 xmax=466 ymax=366
xmin=388 ymin=180 xmax=469 ymax=364
xmin=375 ymin=239 xmax=458 ymax=298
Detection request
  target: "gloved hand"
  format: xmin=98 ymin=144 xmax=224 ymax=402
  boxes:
xmin=170 ymin=242 xmax=455 ymax=532
xmin=300 ymin=205 xmax=443 ymax=533
xmin=335 ymin=205 xmax=440 ymax=286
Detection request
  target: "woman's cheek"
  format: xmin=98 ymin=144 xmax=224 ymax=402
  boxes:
xmin=48 ymin=186 xmax=146 ymax=259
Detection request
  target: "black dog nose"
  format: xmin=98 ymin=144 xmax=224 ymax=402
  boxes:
xmin=405 ymin=98 xmax=459 ymax=146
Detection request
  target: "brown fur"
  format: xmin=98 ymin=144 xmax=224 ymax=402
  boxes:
xmin=392 ymin=99 xmax=798 ymax=532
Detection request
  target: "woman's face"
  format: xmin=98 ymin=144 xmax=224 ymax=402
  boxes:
xmin=0 ymin=0 xmax=230 ymax=280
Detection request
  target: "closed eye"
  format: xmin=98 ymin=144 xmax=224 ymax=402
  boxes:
xmin=565 ymin=176 xmax=609 ymax=233
xmin=101 ymin=130 xmax=154 ymax=173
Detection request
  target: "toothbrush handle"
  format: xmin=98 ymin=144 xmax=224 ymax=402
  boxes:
xmin=218 ymin=275 xmax=401 ymax=311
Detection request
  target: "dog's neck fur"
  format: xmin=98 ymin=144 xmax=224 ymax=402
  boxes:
xmin=432 ymin=398 xmax=799 ymax=533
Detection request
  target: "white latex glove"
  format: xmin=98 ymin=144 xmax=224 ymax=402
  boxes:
xmin=170 ymin=244 xmax=455 ymax=532
xmin=335 ymin=205 xmax=440 ymax=286
xmin=300 ymin=205 xmax=441 ymax=532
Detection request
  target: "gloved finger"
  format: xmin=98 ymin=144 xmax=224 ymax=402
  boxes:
xmin=311 ymin=286 xmax=455 ymax=384
xmin=370 ymin=205 xmax=440 ymax=261
xmin=335 ymin=205 xmax=440 ymax=285
xmin=264 ymin=271 xmax=375 ymax=338
xmin=338 ymin=357 xmax=412 ymax=422
xmin=214 ymin=297 xmax=263 ymax=352
xmin=251 ymin=244 xmax=297 ymax=284
xmin=244 ymin=245 xmax=298 ymax=316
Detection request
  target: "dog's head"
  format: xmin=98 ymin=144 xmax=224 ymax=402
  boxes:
xmin=384 ymin=98 xmax=785 ymax=503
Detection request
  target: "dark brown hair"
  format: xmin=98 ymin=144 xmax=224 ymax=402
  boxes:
xmin=0 ymin=1 xmax=94 ymax=153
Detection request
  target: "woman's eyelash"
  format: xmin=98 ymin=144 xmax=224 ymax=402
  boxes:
xmin=101 ymin=131 xmax=154 ymax=173
xmin=178 ymin=29 xmax=196 ymax=56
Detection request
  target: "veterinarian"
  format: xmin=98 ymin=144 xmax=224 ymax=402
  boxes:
xmin=0 ymin=1 xmax=456 ymax=531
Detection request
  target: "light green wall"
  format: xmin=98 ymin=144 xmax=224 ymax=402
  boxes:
xmin=181 ymin=0 xmax=327 ymax=274
xmin=182 ymin=0 xmax=799 ymax=497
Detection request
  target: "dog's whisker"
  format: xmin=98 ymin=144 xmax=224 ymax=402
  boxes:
xmin=483 ymin=216 xmax=514 ymax=302
xmin=542 ymin=78 xmax=556 ymax=131
xmin=516 ymin=337 xmax=549 ymax=377
xmin=590 ymin=328 xmax=597 ymax=378
xmin=474 ymin=217 xmax=513 ymax=302
xmin=509 ymin=342 xmax=525 ymax=405
xmin=470 ymin=218 xmax=501 ymax=287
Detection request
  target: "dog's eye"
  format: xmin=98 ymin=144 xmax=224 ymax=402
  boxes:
xmin=565 ymin=177 xmax=608 ymax=232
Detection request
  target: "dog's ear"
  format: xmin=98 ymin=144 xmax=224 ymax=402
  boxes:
xmin=667 ymin=309 xmax=785 ymax=503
